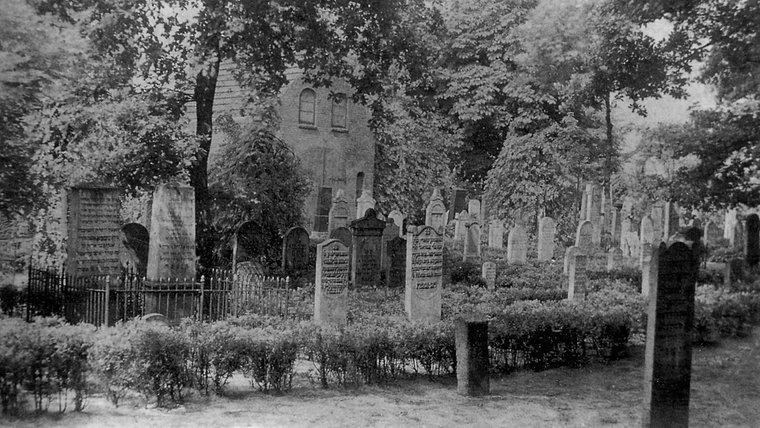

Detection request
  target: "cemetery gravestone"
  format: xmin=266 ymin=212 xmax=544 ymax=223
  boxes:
xmin=356 ymin=189 xmax=377 ymax=219
xmin=537 ymin=217 xmax=556 ymax=261
xmin=120 ymin=223 xmax=149 ymax=276
xmin=640 ymin=243 xmax=656 ymax=296
xmin=349 ymin=208 xmax=385 ymax=288
xmin=329 ymin=226 xmax=352 ymax=249
xmin=314 ymin=239 xmax=349 ymax=325
xmin=425 ymin=189 xmax=447 ymax=233
xmin=385 ymin=236 xmax=406 ymax=288
xmin=448 ymin=188 xmax=467 ymax=223
xmin=468 ymin=199 xmax=481 ymax=219
xmin=66 ymin=185 xmax=122 ymax=276
xmin=381 ymin=219 xmax=401 ymax=271
xmin=387 ymin=210 xmax=406 ymax=237
xmin=745 ymin=214 xmax=759 ymax=267
xmin=664 ymin=202 xmax=680 ymax=240
xmin=575 ymin=220 xmax=594 ymax=253
xmin=482 ymin=261 xmax=496 ymax=289
xmin=455 ymin=317 xmax=490 ymax=396
xmin=405 ymin=226 xmax=444 ymax=322
xmin=642 ymin=242 xmax=698 ymax=428
xmin=607 ymin=247 xmax=624 ymax=271
xmin=640 ymin=216 xmax=655 ymax=246
xmin=564 ymin=246 xmax=581 ymax=275
xmin=146 ymin=184 xmax=196 ymax=280
xmin=733 ymin=221 xmax=745 ymax=252
xmin=328 ymin=190 xmax=350 ymax=233
xmin=567 ymin=253 xmax=587 ymax=300
xmin=281 ymin=226 xmax=310 ymax=275
xmin=488 ymin=219 xmax=505 ymax=249
xmin=651 ymin=202 xmax=666 ymax=244
xmin=463 ymin=221 xmax=481 ymax=262
xmin=454 ymin=211 xmax=469 ymax=241
xmin=703 ymin=221 xmax=722 ymax=247
xmin=506 ymin=225 xmax=528 ymax=264
xmin=724 ymin=209 xmax=738 ymax=241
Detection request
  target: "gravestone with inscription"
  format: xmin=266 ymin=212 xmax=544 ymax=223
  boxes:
xmin=703 ymin=221 xmax=722 ymax=247
xmin=405 ymin=226 xmax=444 ymax=322
xmin=463 ymin=221 xmax=481 ymax=262
xmin=745 ymin=214 xmax=759 ymax=267
xmin=349 ymin=208 xmax=385 ymax=288
xmin=448 ymin=188 xmax=467 ymax=223
xmin=314 ymin=239 xmax=349 ymax=325
xmin=575 ymin=220 xmax=594 ymax=253
xmin=282 ymin=226 xmax=310 ymax=276
xmin=120 ymin=223 xmax=149 ymax=276
xmin=328 ymin=189 xmax=351 ymax=233
xmin=381 ymin=219 xmax=401 ymax=272
xmin=537 ymin=217 xmax=556 ymax=261
xmin=506 ymin=225 xmax=528 ymax=264
xmin=564 ymin=246 xmax=581 ymax=275
xmin=487 ymin=219 xmax=505 ymax=249
xmin=482 ymin=261 xmax=496 ymax=289
xmin=66 ymin=185 xmax=122 ymax=276
xmin=387 ymin=210 xmax=406 ymax=237
xmin=356 ymin=189 xmax=377 ymax=219
xmin=454 ymin=211 xmax=469 ymax=241
xmin=385 ymin=236 xmax=406 ymax=288
xmin=567 ymin=253 xmax=587 ymax=300
xmin=146 ymin=184 xmax=196 ymax=280
xmin=607 ymin=247 xmax=623 ymax=272
xmin=642 ymin=241 xmax=698 ymax=428
xmin=425 ymin=188 xmax=447 ymax=233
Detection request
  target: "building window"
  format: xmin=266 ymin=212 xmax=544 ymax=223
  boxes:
xmin=331 ymin=93 xmax=347 ymax=130
xmin=299 ymin=88 xmax=316 ymax=126
xmin=314 ymin=187 xmax=332 ymax=232
xmin=355 ymin=172 xmax=364 ymax=200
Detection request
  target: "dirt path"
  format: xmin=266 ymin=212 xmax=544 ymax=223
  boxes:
xmin=3 ymin=331 xmax=759 ymax=428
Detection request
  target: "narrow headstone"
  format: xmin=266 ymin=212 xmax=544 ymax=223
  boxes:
xmin=733 ymin=221 xmax=745 ymax=252
xmin=575 ymin=220 xmax=594 ymax=253
xmin=146 ymin=184 xmax=196 ymax=280
xmin=481 ymin=261 xmax=496 ymax=289
xmin=651 ymin=202 xmax=666 ymax=244
xmin=724 ymin=208 xmax=738 ymax=241
xmin=703 ymin=221 xmax=722 ymax=247
xmin=448 ymin=188 xmax=467 ymax=223
xmin=454 ymin=211 xmax=469 ymax=241
xmin=487 ymin=219 xmax=505 ymax=249
xmin=567 ymin=253 xmax=587 ymax=300
xmin=564 ymin=246 xmax=581 ymax=275
xmin=642 ymin=242 xmax=698 ymax=428
xmin=314 ymin=239 xmax=349 ymax=325
xmin=640 ymin=216 xmax=655 ymax=246
xmin=468 ymin=199 xmax=481 ymax=220
xmin=66 ymin=185 xmax=122 ymax=276
xmin=745 ymin=214 xmax=759 ymax=267
xmin=506 ymin=225 xmax=528 ymax=264
xmin=664 ymin=202 xmax=680 ymax=240
xmin=640 ymin=243 xmax=656 ymax=296
xmin=536 ymin=217 xmax=556 ymax=261
xmin=385 ymin=236 xmax=406 ymax=288
xmin=349 ymin=208 xmax=385 ymax=288
xmin=405 ymin=226 xmax=444 ymax=322
xmin=356 ymin=189 xmax=376 ymax=219
xmin=425 ymin=188 xmax=447 ymax=233
xmin=281 ymin=226 xmax=310 ymax=275
xmin=607 ymin=247 xmax=623 ymax=272
xmin=120 ymin=223 xmax=149 ymax=276
xmin=455 ymin=317 xmax=490 ymax=396
xmin=387 ymin=209 xmax=406 ymax=237
xmin=463 ymin=221 xmax=481 ymax=262
xmin=328 ymin=189 xmax=350 ymax=233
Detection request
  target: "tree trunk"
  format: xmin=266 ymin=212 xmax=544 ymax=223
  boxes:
xmin=604 ymin=91 xmax=613 ymax=189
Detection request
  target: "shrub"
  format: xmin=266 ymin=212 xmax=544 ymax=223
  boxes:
xmin=0 ymin=284 xmax=20 ymax=315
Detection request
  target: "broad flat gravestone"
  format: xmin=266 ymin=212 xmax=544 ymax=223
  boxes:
xmin=745 ymin=214 xmax=759 ymax=267
xmin=537 ymin=217 xmax=556 ymax=261
xmin=314 ymin=239 xmax=349 ymax=325
xmin=607 ymin=247 xmax=623 ymax=272
xmin=282 ymin=226 xmax=310 ymax=275
xmin=405 ymin=226 xmax=444 ymax=322
xmin=381 ymin=219 xmax=401 ymax=271
xmin=328 ymin=190 xmax=350 ymax=233
xmin=488 ymin=220 xmax=505 ymax=248
xmin=454 ymin=211 xmax=469 ymax=241
xmin=425 ymin=188 xmax=447 ymax=233
xmin=507 ymin=225 xmax=528 ymax=264
xmin=147 ymin=184 xmax=196 ymax=280
xmin=349 ymin=208 xmax=385 ymax=288
xmin=66 ymin=185 xmax=122 ymax=276
xmin=567 ymin=253 xmax=587 ymax=300
xmin=385 ymin=236 xmax=406 ymax=288
xmin=356 ymin=189 xmax=376 ymax=220
xmin=387 ymin=210 xmax=406 ymax=237
xmin=455 ymin=317 xmax=489 ymax=396
xmin=120 ymin=223 xmax=149 ymax=276
xmin=642 ymin=242 xmax=698 ymax=428
xmin=482 ymin=261 xmax=496 ymax=289
xmin=564 ymin=246 xmax=581 ymax=275
xmin=575 ymin=220 xmax=594 ymax=253
xmin=463 ymin=221 xmax=481 ymax=262
xmin=448 ymin=188 xmax=467 ymax=222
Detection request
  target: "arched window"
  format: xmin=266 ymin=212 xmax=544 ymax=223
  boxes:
xmin=331 ymin=93 xmax=347 ymax=129
xmin=299 ymin=88 xmax=316 ymax=125
xmin=355 ymin=172 xmax=364 ymax=200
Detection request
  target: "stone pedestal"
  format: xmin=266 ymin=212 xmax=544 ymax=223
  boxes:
xmin=455 ymin=317 xmax=490 ymax=397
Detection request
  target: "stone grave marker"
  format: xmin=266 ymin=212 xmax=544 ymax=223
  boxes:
xmin=314 ymin=239 xmax=349 ymax=325
xmin=349 ymin=208 xmax=385 ymax=288
xmin=745 ymin=213 xmax=759 ymax=267
xmin=575 ymin=220 xmax=594 ymax=253
xmin=387 ymin=209 xmax=406 ymax=237
xmin=724 ymin=208 xmax=738 ymax=241
xmin=328 ymin=189 xmax=350 ymax=233
xmin=385 ymin=236 xmax=406 ymax=288
xmin=733 ymin=220 xmax=745 ymax=252
xmin=146 ymin=184 xmax=196 ymax=280
xmin=405 ymin=226 xmax=444 ymax=322
xmin=564 ymin=246 xmax=581 ymax=275
xmin=703 ymin=221 xmax=722 ymax=247
xmin=640 ymin=243 xmax=656 ymax=296
xmin=506 ymin=225 xmax=528 ymax=264
xmin=482 ymin=261 xmax=497 ymax=289
xmin=537 ymin=217 xmax=556 ymax=261
xmin=463 ymin=221 xmax=481 ymax=262
xmin=232 ymin=220 xmax=261 ymax=274
xmin=487 ymin=219 xmax=505 ymax=249
xmin=381 ymin=219 xmax=401 ymax=271
xmin=642 ymin=241 xmax=698 ymax=428
xmin=455 ymin=317 xmax=490 ymax=396
xmin=454 ymin=211 xmax=469 ymax=241
xmin=66 ymin=185 xmax=122 ymax=276
xmin=448 ymin=188 xmax=467 ymax=223
xmin=650 ymin=202 xmax=665 ymax=244
xmin=356 ymin=189 xmax=376 ymax=219
xmin=329 ymin=226 xmax=352 ymax=250
xmin=640 ymin=216 xmax=655 ymax=246
xmin=664 ymin=201 xmax=680 ymax=240
xmin=120 ymin=223 xmax=149 ymax=276
xmin=468 ymin=199 xmax=481 ymax=219
xmin=281 ymin=226 xmax=310 ymax=275
xmin=425 ymin=188 xmax=447 ymax=233
xmin=567 ymin=253 xmax=587 ymax=300
xmin=607 ymin=247 xmax=623 ymax=271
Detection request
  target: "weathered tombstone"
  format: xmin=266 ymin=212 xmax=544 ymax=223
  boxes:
xmin=66 ymin=185 xmax=122 ymax=276
xmin=146 ymin=184 xmax=196 ymax=281
xmin=607 ymin=247 xmax=623 ymax=272
xmin=642 ymin=241 xmax=698 ymax=428
xmin=381 ymin=219 xmax=401 ymax=271
xmin=120 ymin=223 xmax=149 ymax=276
xmin=536 ymin=217 xmax=556 ymax=261
xmin=314 ymin=239 xmax=349 ymax=325
xmin=640 ymin=243 xmax=656 ymax=296
xmin=349 ymin=208 xmax=385 ymax=288
xmin=455 ymin=317 xmax=490 ymax=396
xmin=448 ymin=188 xmax=467 ymax=223
xmin=281 ymin=226 xmax=310 ymax=275
xmin=640 ymin=216 xmax=655 ymax=246
xmin=405 ymin=226 xmax=444 ymax=322
xmin=385 ymin=236 xmax=406 ymax=288
xmin=724 ymin=208 xmax=738 ymax=240
xmin=356 ymin=189 xmax=377 ymax=220
xmin=329 ymin=226 xmax=352 ymax=250
xmin=425 ymin=188 xmax=447 ymax=233
xmin=487 ymin=219 xmax=505 ymax=249
xmin=745 ymin=214 xmax=760 ymax=267
xmin=454 ymin=211 xmax=469 ymax=241
xmin=651 ymin=202 xmax=666 ymax=244
xmin=703 ymin=221 xmax=722 ymax=246
xmin=468 ymin=199 xmax=481 ymax=220
xmin=567 ymin=253 xmax=587 ymax=300
xmin=733 ymin=220 xmax=745 ymax=252
xmin=328 ymin=189 xmax=350 ymax=233
xmin=564 ymin=246 xmax=581 ymax=275
xmin=664 ymin=202 xmax=680 ymax=240
xmin=463 ymin=221 xmax=481 ymax=262
xmin=575 ymin=220 xmax=594 ymax=253
xmin=481 ymin=261 xmax=496 ymax=289
xmin=387 ymin=209 xmax=406 ymax=237
xmin=506 ymin=225 xmax=528 ymax=264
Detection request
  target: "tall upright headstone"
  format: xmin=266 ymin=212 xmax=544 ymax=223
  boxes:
xmin=381 ymin=219 xmax=401 ymax=271
xmin=66 ymin=185 xmax=122 ymax=276
xmin=651 ymin=202 xmax=666 ymax=245
xmin=506 ymin=225 xmax=528 ymax=264
xmin=564 ymin=246 xmax=581 ymax=275
xmin=328 ymin=190 xmax=351 ymax=234
xmin=468 ymin=199 xmax=481 ymax=220
xmin=281 ymin=226 xmax=310 ymax=275
xmin=610 ymin=207 xmax=622 ymax=246
xmin=745 ymin=213 xmax=760 ymax=267
xmin=487 ymin=219 xmax=505 ymax=249
xmin=385 ymin=236 xmax=406 ymax=288
xmin=640 ymin=216 xmax=655 ymax=246
xmin=387 ymin=209 xmax=406 ymax=237
xmin=405 ymin=226 xmax=443 ymax=322
xmin=607 ymin=247 xmax=624 ymax=272
xmin=356 ymin=189 xmax=377 ymax=220
xmin=455 ymin=317 xmax=490 ymax=396
xmin=448 ymin=188 xmax=467 ymax=223
xmin=537 ymin=217 xmax=556 ymax=261
xmin=640 ymin=243 xmax=656 ymax=296
xmin=575 ymin=220 xmax=594 ymax=253
xmin=733 ymin=220 xmax=745 ymax=252
xmin=120 ymin=223 xmax=149 ymax=276
xmin=463 ymin=221 xmax=481 ymax=262
xmin=314 ymin=239 xmax=349 ymax=325
xmin=329 ymin=226 xmax=352 ymax=250
xmin=481 ymin=261 xmax=496 ymax=289
xmin=425 ymin=188 xmax=447 ymax=233
xmin=567 ymin=253 xmax=587 ymax=300
xmin=349 ymin=208 xmax=385 ymax=288
xmin=642 ymin=241 xmax=698 ymax=428
xmin=454 ymin=211 xmax=469 ymax=241
xmin=664 ymin=202 xmax=680 ymax=241
xmin=146 ymin=184 xmax=196 ymax=280
xmin=724 ymin=208 xmax=738 ymax=241
xmin=703 ymin=221 xmax=722 ymax=247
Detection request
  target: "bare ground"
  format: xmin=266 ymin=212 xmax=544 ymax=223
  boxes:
xmin=3 ymin=330 xmax=759 ymax=428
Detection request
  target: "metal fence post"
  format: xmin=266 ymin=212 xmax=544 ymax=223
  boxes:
xmin=104 ymin=275 xmax=110 ymax=327
xmin=199 ymin=275 xmax=205 ymax=321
